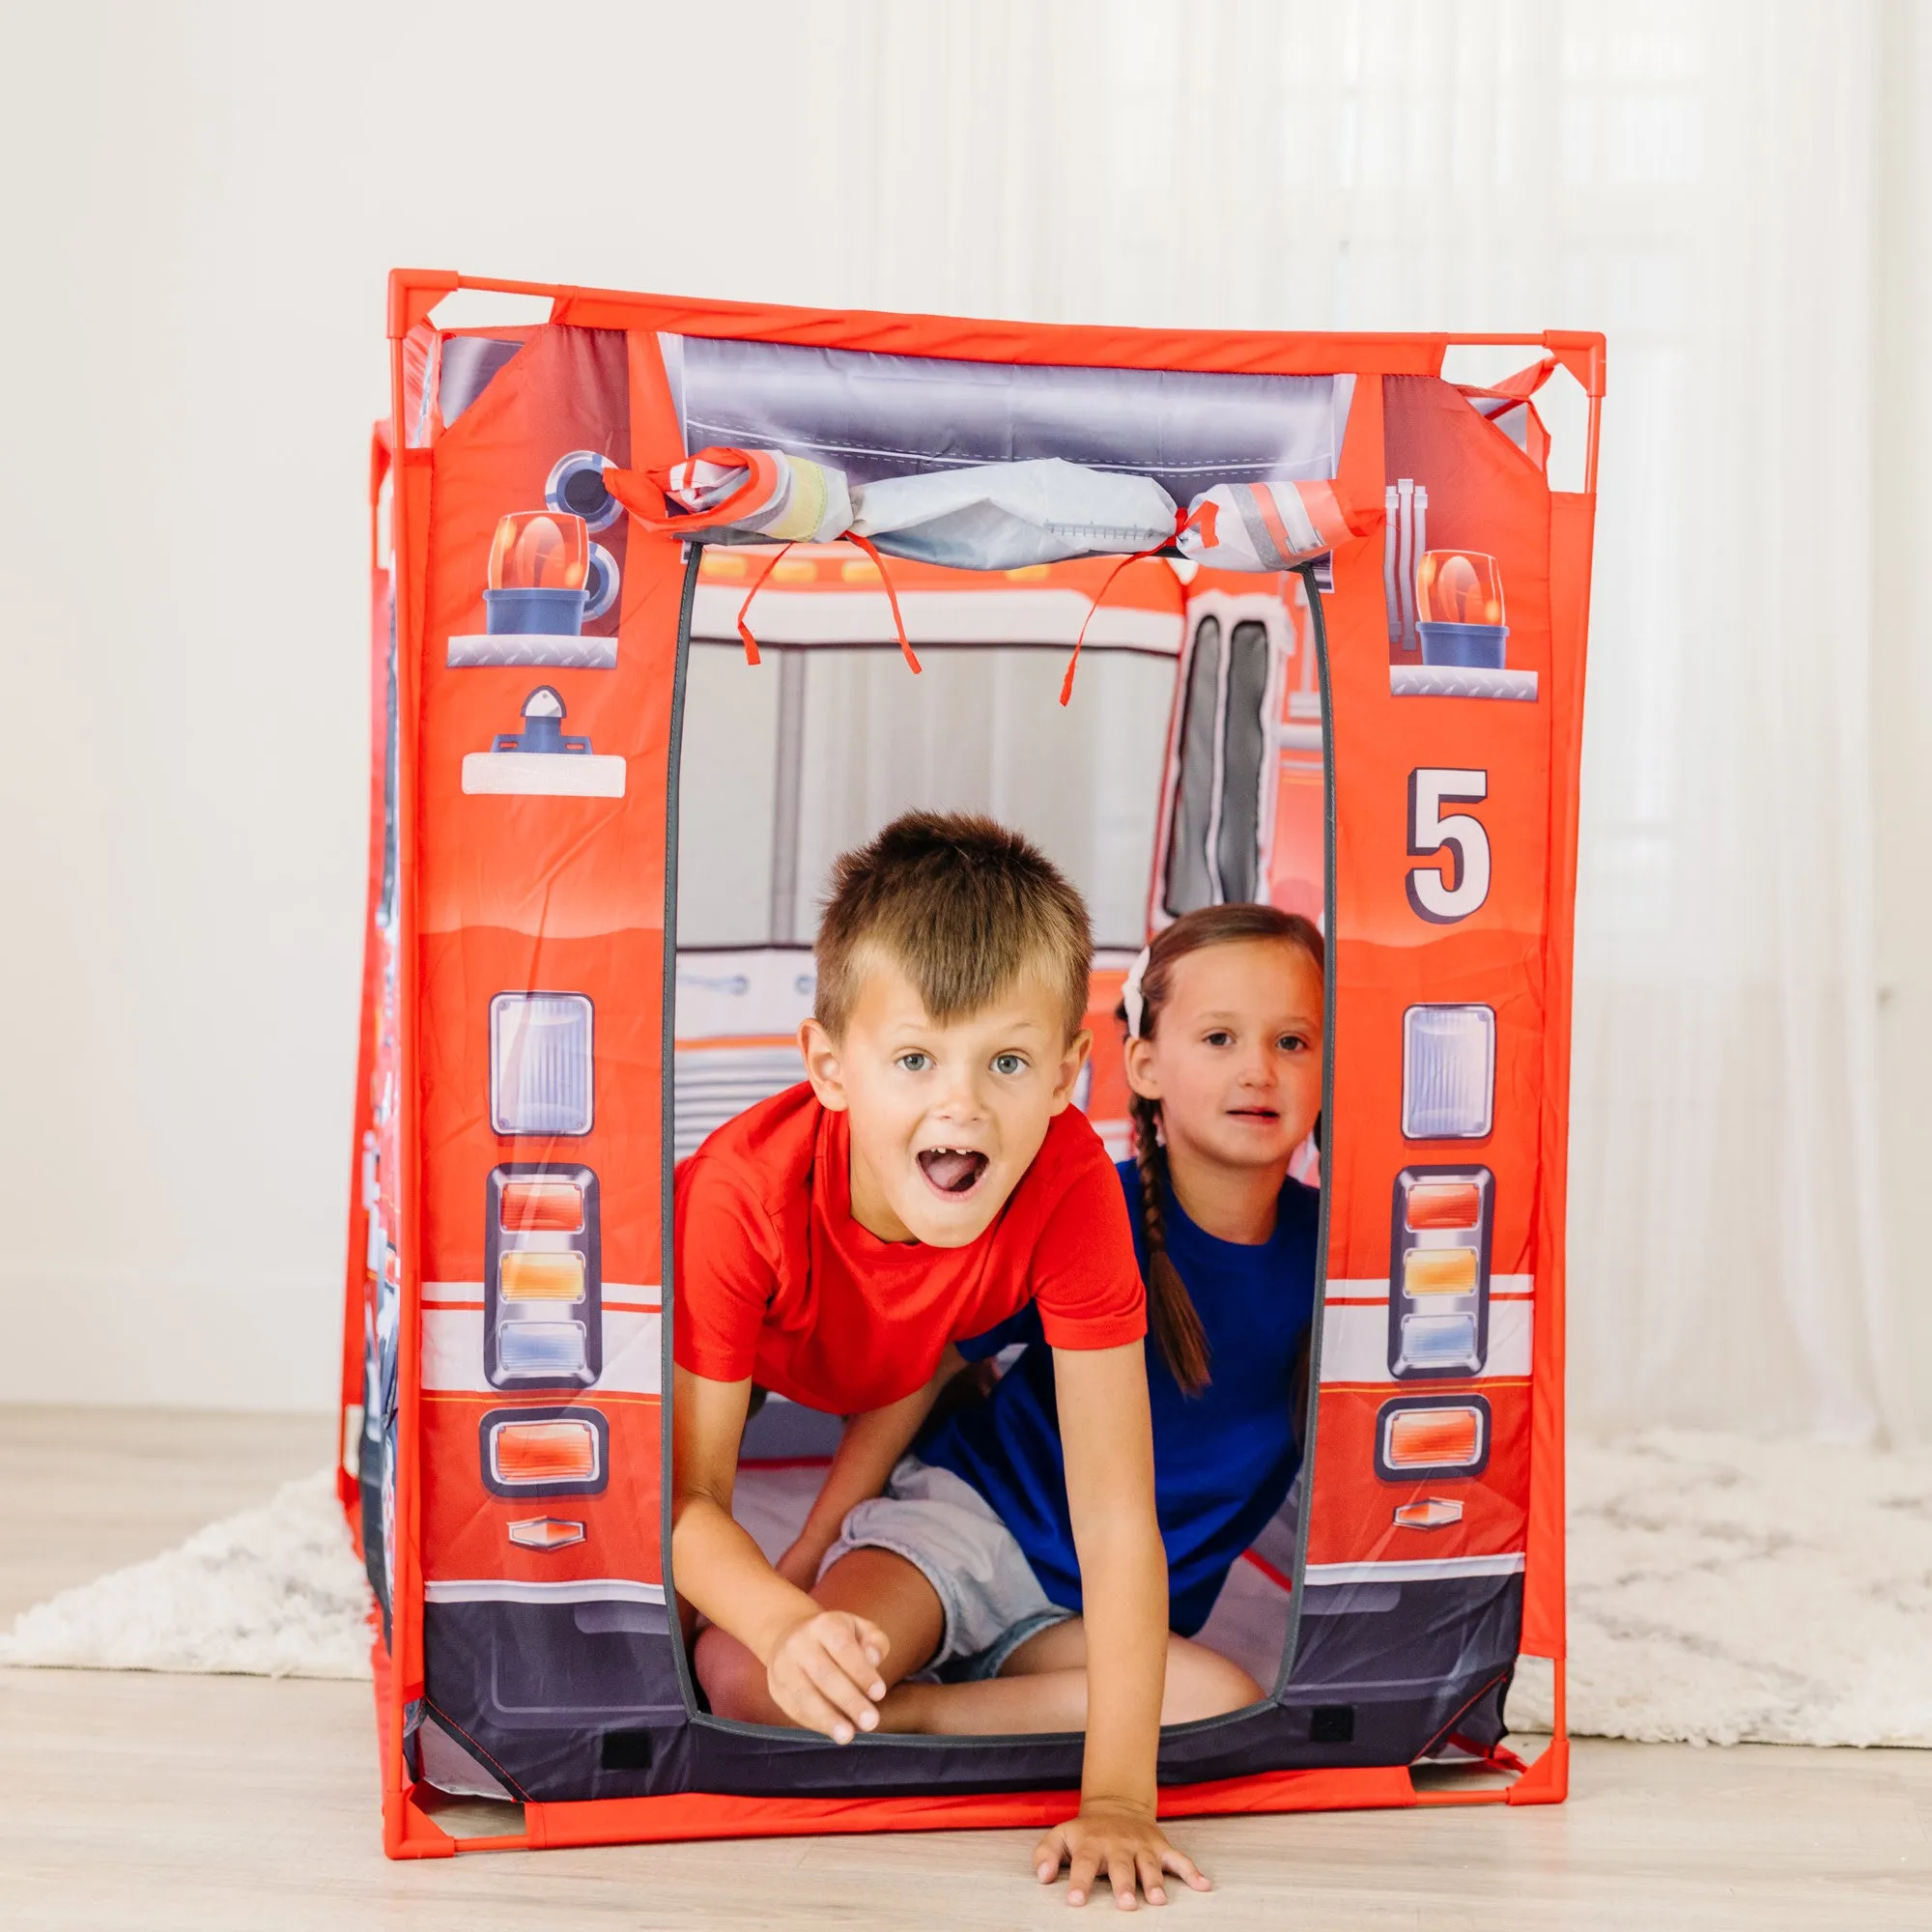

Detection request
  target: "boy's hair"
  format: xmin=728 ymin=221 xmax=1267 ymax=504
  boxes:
xmin=814 ymin=812 xmax=1094 ymax=1041
xmin=1121 ymin=903 xmax=1325 ymax=1397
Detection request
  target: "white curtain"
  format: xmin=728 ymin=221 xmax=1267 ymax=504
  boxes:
xmin=787 ymin=0 xmax=1932 ymax=1442
xmin=7 ymin=0 xmax=1926 ymax=1429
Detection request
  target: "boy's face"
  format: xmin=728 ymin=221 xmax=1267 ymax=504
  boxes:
xmin=800 ymin=955 xmax=1091 ymax=1248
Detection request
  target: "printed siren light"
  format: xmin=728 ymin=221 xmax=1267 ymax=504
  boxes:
xmin=1416 ymin=550 xmax=1504 ymax=627
xmin=1413 ymin=550 xmax=1510 ymax=670
xmin=489 ymin=511 xmax=589 ymax=592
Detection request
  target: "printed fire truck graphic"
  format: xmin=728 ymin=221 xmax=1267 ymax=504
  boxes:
xmin=342 ymin=277 xmax=1598 ymax=1856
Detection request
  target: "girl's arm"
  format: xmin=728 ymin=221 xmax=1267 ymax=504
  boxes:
xmin=1038 ymin=1340 xmax=1209 ymax=1909
xmin=773 ymin=1347 xmax=965 ymax=1588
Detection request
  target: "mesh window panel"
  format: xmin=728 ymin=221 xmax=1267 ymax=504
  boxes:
xmin=1163 ymin=618 xmax=1221 ymax=916
xmin=1215 ymin=620 xmax=1269 ymax=903
xmin=678 ymin=642 xmax=1173 ymax=952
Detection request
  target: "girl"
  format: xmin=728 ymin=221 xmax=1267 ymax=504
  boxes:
xmin=874 ymin=902 xmax=1325 ymax=1732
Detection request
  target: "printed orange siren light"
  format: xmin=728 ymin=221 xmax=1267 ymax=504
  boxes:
xmin=346 ymin=267 xmax=1601 ymax=1858
xmin=485 ymin=510 xmax=590 ymax=639
xmin=1414 ymin=549 xmax=1509 ymax=670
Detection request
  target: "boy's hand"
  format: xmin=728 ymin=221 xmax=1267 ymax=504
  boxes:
xmin=1034 ymin=1800 xmax=1209 ymax=1910
xmin=766 ymin=1609 xmax=891 ymax=1744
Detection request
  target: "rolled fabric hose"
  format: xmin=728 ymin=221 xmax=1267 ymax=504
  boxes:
xmin=1177 ymin=477 xmax=1370 ymax=571
xmin=604 ymin=446 xmax=853 ymax=544
xmin=848 ymin=457 xmax=1179 ymax=569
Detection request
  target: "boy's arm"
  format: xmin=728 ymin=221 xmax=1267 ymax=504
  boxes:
xmin=671 ymin=1366 xmax=891 ymax=1742
xmin=774 ymin=1346 xmax=965 ymax=1589
xmin=1040 ymin=1340 xmax=1209 ymax=1909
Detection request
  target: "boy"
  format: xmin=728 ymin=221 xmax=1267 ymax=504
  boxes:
xmin=672 ymin=811 xmax=1208 ymax=1908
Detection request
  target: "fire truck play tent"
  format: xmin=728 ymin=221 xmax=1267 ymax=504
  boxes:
xmin=340 ymin=269 xmax=1602 ymax=1859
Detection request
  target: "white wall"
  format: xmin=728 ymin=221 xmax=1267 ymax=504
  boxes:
xmin=0 ymin=2 xmax=918 ymax=1409
xmin=4 ymin=2 xmax=1929 ymax=1432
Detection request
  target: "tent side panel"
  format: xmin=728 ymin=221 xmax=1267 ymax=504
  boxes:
xmin=397 ymin=323 xmax=694 ymax=1833
xmin=1516 ymin=475 xmax=1604 ymax=1793
xmin=341 ymin=433 xmax=393 ymax=1532
xmin=1288 ymin=373 xmax=1559 ymax=1758
xmin=380 ymin=401 xmax=436 ymax=1856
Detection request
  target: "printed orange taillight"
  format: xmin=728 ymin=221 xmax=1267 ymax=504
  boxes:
xmin=490 ymin=1418 xmax=599 ymax=1485
xmin=1405 ymin=1180 xmax=1483 ymax=1231
xmin=1416 ymin=549 xmax=1504 ymax=626
xmin=499 ymin=1179 xmax=585 ymax=1234
xmin=488 ymin=511 xmax=588 ymax=592
xmin=1402 ymin=1248 xmax=1480 ymax=1296
xmin=498 ymin=1251 xmax=586 ymax=1302
xmin=1381 ymin=1404 xmax=1487 ymax=1473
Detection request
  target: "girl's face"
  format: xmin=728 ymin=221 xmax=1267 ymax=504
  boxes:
xmin=1124 ymin=938 xmax=1323 ymax=1175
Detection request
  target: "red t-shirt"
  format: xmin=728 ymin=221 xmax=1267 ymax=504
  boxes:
xmin=673 ymin=1083 xmax=1147 ymax=1412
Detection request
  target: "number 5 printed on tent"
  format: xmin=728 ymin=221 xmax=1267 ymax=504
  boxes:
xmin=1406 ymin=769 xmax=1491 ymax=923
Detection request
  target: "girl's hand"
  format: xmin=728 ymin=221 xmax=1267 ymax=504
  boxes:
xmin=1034 ymin=1800 xmax=1210 ymax=1909
xmin=764 ymin=1609 xmax=890 ymax=1744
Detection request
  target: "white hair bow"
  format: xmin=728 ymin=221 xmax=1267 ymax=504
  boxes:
xmin=1121 ymin=945 xmax=1152 ymax=1039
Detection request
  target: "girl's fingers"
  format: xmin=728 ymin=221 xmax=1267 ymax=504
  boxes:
xmin=1160 ymin=1844 xmax=1211 ymax=1891
xmin=1065 ymin=1848 xmax=1101 ymax=1907
xmin=1107 ymin=1848 xmax=1139 ymax=1911
xmin=1135 ymin=1851 xmax=1168 ymax=1906
xmin=1034 ymin=1826 xmax=1068 ymax=1884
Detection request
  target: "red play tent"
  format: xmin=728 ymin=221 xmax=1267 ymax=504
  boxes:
xmin=341 ymin=269 xmax=1602 ymax=1857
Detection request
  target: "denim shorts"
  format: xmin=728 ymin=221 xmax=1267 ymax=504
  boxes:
xmin=820 ymin=1456 xmax=1073 ymax=1680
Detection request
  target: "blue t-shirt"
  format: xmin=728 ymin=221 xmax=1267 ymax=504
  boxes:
xmin=918 ymin=1160 xmax=1319 ymax=1635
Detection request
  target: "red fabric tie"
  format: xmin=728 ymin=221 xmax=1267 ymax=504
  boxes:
xmin=735 ymin=533 xmax=922 ymax=676
xmin=1059 ymin=507 xmax=1197 ymax=707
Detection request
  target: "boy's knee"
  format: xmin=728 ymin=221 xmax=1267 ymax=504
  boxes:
xmin=1161 ymin=1638 xmax=1264 ymax=1723
xmin=696 ymin=1626 xmax=778 ymax=1724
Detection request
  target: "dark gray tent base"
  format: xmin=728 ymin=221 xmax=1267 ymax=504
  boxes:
xmin=414 ymin=1458 xmax=1520 ymax=1805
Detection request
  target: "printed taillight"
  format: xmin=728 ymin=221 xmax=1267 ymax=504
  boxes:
xmin=489 ymin=511 xmax=588 ymax=591
xmin=1403 ymin=1248 xmax=1479 ymax=1295
xmin=492 ymin=1419 xmax=597 ymax=1483
xmin=1396 ymin=1311 xmax=1481 ymax=1373
xmin=1389 ymin=1166 xmax=1492 ymax=1379
xmin=1405 ymin=1180 xmax=1483 ymax=1231
xmin=480 ymin=1406 xmax=609 ymax=1495
xmin=497 ymin=1321 xmax=589 ymax=1378
xmin=500 ymin=1178 xmax=585 ymax=1233
xmin=490 ymin=992 xmax=594 ymax=1137
xmin=1376 ymin=1397 xmax=1491 ymax=1480
xmin=498 ymin=1251 xmax=586 ymax=1302
xmin=485 ymin=1164 xmax=603 ymax=1391
xmin=1402 ymin=1004 xmax=1495 ymax=1142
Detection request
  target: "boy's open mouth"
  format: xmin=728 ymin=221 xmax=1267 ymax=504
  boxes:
xmin=917 ymin=1147 xmax=989 ymax=1196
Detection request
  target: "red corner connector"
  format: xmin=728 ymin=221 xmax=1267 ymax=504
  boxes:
xmin=388 ymin=269 xmax=462 ymax=341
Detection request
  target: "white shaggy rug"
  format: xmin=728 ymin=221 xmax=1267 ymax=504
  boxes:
xmin=0 ymin=1470 xmax=373 ymax=1680
xmin=1505 ymin=1430 xmax=1932 ymax=1748
xmin=4 ymin=1435 xmax=1929 ymax=1749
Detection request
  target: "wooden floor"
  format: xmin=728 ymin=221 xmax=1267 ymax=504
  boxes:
xmin=1 ymin=1407 xmax=1928 ymax=1929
